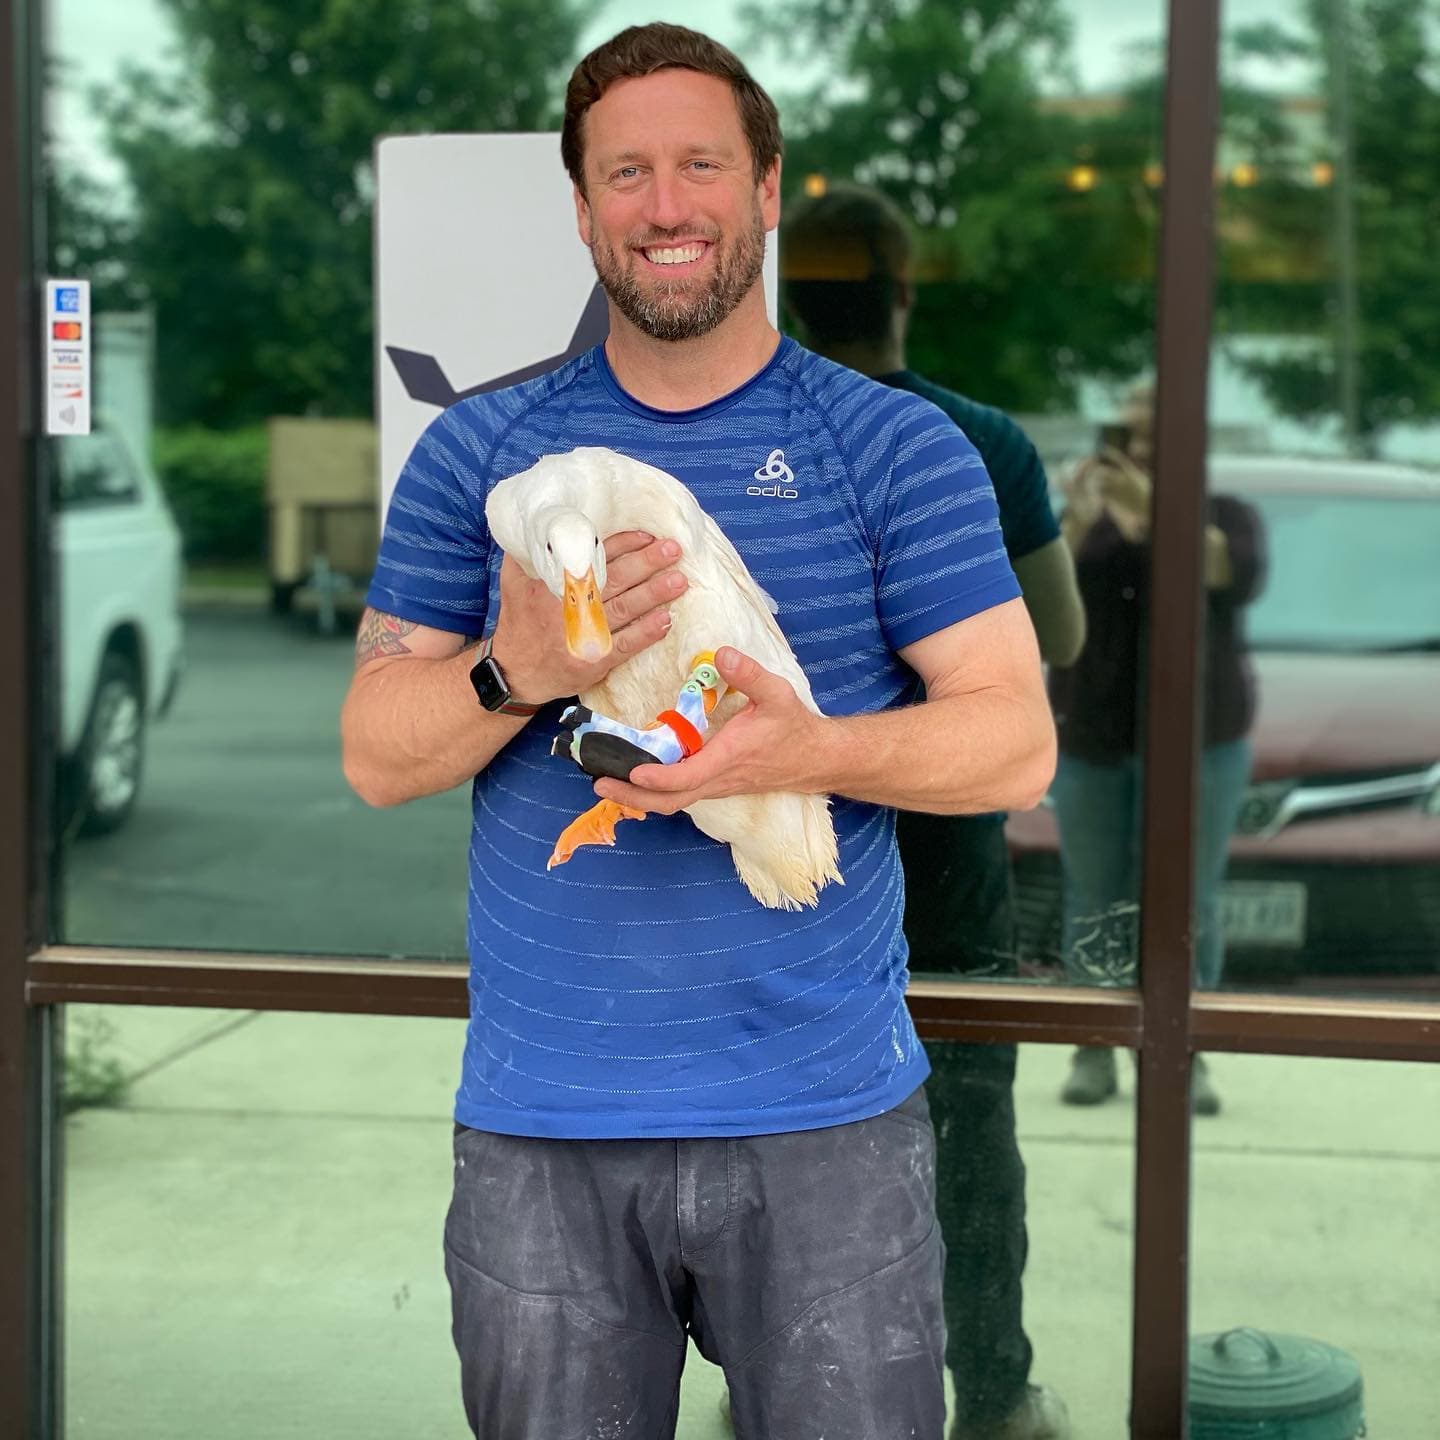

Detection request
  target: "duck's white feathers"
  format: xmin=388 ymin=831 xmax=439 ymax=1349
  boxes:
xmin=486 ymin=447 xmax=842 ymax=910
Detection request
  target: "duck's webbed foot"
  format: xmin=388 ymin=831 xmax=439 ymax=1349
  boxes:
xmin=547 ymin=799 xmax=648 ymax=869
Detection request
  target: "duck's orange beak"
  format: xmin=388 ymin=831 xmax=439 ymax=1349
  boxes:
xmin=562 ymin=567 xmax=611 ymax=661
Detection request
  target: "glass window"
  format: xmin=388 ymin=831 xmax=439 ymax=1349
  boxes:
xmin=61 ymin=1005 xmax=728 ymax=1436
xmin=64 ymin=1009 xmax=1134 ymax=1438
xmin=924 ymin=1037 xmax=1136 ymax=1434
xmin=53 ymin=431 xmax=139 ymax=508
xmin=63 ymin=1006 xmax=737 ymax=1437
xmin=56 ymin=599 xmax=472 ymax=955
xmin=1246 ymin=491 xmax=1440 ymax=652
xmin=64 ymin=1006 xmax=474 ymax=1436
xmin=45 ymin=0 xmax=585 ymax=953
xmin=45 ymin=0 xmax=1170 ymax=974
xmin=757 ymin=0 xmax=1169 ymax=994
xmin=1203 ymin=0 xmax=1440 ymax=995
xmin=1190 ymin=1054 xmax=1440 ymax=1436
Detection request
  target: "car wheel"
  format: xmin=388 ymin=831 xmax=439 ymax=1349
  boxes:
xmin=77 ymin=650 xmax=146 ymax=836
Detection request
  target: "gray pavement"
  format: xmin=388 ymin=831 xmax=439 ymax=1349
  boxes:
xmin=63 ymin=608 xmax=471 ymax=958
xmin=63 ymin=1005 xmax=1440 ymax=1438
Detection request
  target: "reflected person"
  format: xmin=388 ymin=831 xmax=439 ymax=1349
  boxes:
xmin=784 ymin=182 xmax=1081 ymax=1440
xmin=1049 ymin=386 xmax=1267 ymax=1113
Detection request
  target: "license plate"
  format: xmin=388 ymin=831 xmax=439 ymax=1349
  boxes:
xmin=1220 ymin=881 xmax=1308 ymax=948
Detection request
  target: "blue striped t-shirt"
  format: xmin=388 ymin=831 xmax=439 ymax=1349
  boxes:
xmin=368 ymin=336 xmax=1020 ymax=1139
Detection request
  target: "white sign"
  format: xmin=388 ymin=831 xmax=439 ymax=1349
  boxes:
xmin=45 ymin=278 xmax=91 ymax=435
xmin=375 ymin=132 xmax=778 ymax=514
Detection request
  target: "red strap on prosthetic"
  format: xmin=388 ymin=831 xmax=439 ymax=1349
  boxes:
xmin=655 ymin=709 xmax=705 ymax=758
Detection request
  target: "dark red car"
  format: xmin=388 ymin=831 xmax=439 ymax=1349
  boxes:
xmin=1009 ymin=456 xmax=1440 ymax=988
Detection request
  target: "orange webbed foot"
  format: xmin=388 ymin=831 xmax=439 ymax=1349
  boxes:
xmin=547 ymin=799 xmax=648 ymax=870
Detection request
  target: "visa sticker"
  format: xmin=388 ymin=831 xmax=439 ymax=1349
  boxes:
xmin=45 ymin=278 xmax=91 ymax=434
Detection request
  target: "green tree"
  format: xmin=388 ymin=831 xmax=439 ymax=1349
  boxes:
xmin=1216 ymin=2 xmax=1440 ymax=451
xmin=749 ymin=0 xmax=1165 ymax=413
xmin=53 ymin=0 xmax=585 ymax=429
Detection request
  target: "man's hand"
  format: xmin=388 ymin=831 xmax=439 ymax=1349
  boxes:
xmin=592 ymin=647 xmax=830 ymax=814
xmin=595 ymin=600 xmax=1054 ymax=819
xmin=490 ymin=531 xmax=688 ymax=704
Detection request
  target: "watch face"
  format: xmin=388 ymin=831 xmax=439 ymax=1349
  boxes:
xmin=470 ymin=653 xmax=510 ymax=711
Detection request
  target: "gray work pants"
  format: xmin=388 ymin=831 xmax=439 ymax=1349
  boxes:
xmin=444 ymin=1084 xmax=946 ymax=1439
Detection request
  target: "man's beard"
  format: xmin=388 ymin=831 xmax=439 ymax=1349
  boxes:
xmin=590 ymin=203 xmax=768 ymax=343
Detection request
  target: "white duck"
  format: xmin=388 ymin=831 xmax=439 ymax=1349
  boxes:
xmin=485 ymin=446 xmax=842 ymax=911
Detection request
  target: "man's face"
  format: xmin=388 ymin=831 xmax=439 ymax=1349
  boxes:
xmin=573 ymin=69 xmax=780 ymax=343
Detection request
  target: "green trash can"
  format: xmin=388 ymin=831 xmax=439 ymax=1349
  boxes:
xmin=1189 ymin=1327 xmax=1366 ymax=1439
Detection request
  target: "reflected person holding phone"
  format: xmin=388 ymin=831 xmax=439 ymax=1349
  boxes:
xmin=1049 ymin=385 xmax=1268 ymax=1113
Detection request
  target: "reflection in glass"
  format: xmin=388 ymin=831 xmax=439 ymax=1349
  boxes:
xmin=42 ymin=0 xmax=1184 ymax=966
xmin=930 ymin=1038 xmax=1135 ymax=1437
xmin=1218 ymin=464 xmax=1440 ymax=987
xmin=53 ymin=419 xmax=184 ymax=843
xmin=1048 ymin=389 xmax=1264 ymax=1006
xmin=756 ymin=0 xmax=1169 ymax=994
xmin=1042 ymin=388 xmax=1264 ymax=1114
xmin=1208 ymin=0 xmax=1440 ymax=995
xmin=57 ymin=602 xmax=471 ymax=957
xmin=750 ymin=13 xmax=1162 ymax=1408
xmin=62 ymin=1006 xmax=738 ymax=1438
xmin=63 ymin=1009 xmax=1137 ymax=1439
xmin=781 ymin=182 xmax=1086 ymax=996
xmin=44 ymin=0 xmax=581 ymax=954
xmin=65 ymin=1006 xmax=474 ymax=1437
xmin=1190 ymin=1054 xmax=1440 ymax=1436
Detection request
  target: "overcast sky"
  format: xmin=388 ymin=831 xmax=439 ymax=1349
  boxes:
xmin=47 ymin=0 xmax=1318 ymax=184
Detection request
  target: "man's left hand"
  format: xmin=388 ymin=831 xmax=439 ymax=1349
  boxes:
xmin=591 ymin=647 xmax=831 ymax=814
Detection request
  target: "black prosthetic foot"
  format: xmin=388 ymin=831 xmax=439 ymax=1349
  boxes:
xmin=569 ymin=731 xmax=655 ymax=782
xmin=551 ymin=705 xmax=594 ymax=764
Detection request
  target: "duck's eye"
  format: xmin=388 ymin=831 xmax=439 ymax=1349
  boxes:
xmin=545 ymin=541 xmax=553 ymax=555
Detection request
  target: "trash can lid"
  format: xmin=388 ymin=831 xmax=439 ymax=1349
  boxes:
xmin=1190 ymin=1328 xmax=1364 ymax=1428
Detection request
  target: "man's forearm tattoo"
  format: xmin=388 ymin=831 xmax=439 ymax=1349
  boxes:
xmin=355 ymin=609 xmax=418 ymax=666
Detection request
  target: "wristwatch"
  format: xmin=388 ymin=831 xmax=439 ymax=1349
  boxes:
xmin=469 ymin=636 xmax=542 ymax=717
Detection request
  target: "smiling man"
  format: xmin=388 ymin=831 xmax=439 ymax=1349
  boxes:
xmin=342 ymin=23 xmax=1054 ymax=1440
xmin=577 ymin=69 xmax=769 ymax=346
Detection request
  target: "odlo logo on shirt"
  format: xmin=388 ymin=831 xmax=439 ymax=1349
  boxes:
xmin=747 ymin=448 xmax=798 ymax=499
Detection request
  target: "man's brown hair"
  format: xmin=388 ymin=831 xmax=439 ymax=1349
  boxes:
xmin=561 ymin=23 xmax=782 ymax=195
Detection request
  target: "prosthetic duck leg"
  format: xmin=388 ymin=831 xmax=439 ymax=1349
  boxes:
xmin=547 ymin=653 xmax=726 ymax=869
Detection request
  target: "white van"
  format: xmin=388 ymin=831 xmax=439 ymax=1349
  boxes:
xmin=55 ymin=425 xmax=184 ymax=834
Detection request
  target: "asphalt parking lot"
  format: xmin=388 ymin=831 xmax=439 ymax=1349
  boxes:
xmin=62 ymin=606 xmax=472 ymax=958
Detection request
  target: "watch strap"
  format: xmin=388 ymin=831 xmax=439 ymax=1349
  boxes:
xmin=477 ymin=636 xmax=542 ymax=717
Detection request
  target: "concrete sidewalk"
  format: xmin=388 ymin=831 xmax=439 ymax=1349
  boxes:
xmin=62 ymin=1006 xmax=1440 ymax=1438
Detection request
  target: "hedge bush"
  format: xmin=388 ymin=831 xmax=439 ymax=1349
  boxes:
xmin=152 ymin=424 xmax=268 ymax=564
